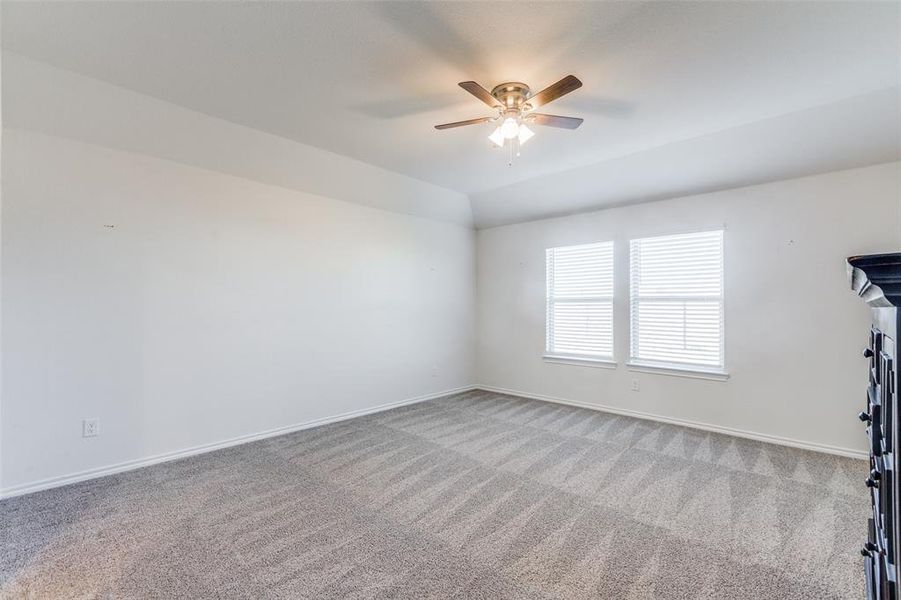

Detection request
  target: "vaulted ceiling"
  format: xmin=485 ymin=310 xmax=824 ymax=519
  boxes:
xmin=3 ymin=1 xmax=899 ymax=227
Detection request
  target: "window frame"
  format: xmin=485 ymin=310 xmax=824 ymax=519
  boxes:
xmin=544 ymin=240 xmax=616 ymax=366
xmin=627 ymin=229 xmax=727 ymax=379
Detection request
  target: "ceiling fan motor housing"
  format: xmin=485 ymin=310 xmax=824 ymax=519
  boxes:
xmin=491 ymin=82 xmax=532 ymax=110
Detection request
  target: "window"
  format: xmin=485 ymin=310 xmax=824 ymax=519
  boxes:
xmin=546 ymin=241 xmax=614 ymax=361
xmin=629 ymin=230 xmax=724 ymax=371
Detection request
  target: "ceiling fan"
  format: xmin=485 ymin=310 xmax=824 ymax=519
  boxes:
xmin=435 ymin=75 xmax=584 ymax=164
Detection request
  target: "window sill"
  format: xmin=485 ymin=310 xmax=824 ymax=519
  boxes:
xmin=626 ymin=361 xmax=729 ymax=381
xmin=543 ymin=355 xmax=617 ymax=369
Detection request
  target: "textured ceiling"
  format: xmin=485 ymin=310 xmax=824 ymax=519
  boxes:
xmin=2 ymin=1 xmax=900 ymax=226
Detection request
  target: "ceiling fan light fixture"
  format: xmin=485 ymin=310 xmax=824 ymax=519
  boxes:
xmin=518 ymin=124 xmax=535 ymax=145
xmin=436 ymin=76 xmax=583 ymax=163
xmin=500 ymin=117 xmax=520 ymax=140
xmin=488 ymin=126 xmax=505 ymax=147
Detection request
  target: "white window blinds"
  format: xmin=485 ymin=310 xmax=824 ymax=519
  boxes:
xmin=546 ymin=241 xmax=614 ymax=359
xmin=629 ymin=230 xmax=724 ymax=369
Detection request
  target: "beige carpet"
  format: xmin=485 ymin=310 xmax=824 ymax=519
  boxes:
xmin=0 ymin=389 xmax=868 ymax=599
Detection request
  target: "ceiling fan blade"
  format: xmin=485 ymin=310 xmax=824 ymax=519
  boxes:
xmin=434 ymin=116 xmax=494 ymax=130
xmin=526 ymin=75 xmax=583 ymax=109
xmin=458 ymin=81 xmax=503 ymax=108
xmin=527 ymin=113 xmax=584 ymax=129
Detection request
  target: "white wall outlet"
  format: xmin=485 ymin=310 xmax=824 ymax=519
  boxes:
xmin=82 ymin=418 xmax=100 ymax=438
xmin=631 ymin=380 xmax=640 ymax=392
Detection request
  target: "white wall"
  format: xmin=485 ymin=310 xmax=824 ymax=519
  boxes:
xmin=0 ymin=128 xmax=475 ymax=493
xmin=477 ymin=162 xmax=901 ymax=455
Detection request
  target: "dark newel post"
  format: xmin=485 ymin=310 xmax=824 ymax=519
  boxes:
xmin=849 ymin=252 xmax=901 ymax=600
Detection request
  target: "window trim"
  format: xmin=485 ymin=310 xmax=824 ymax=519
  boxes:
xmin=626 ymin=360 xmax=729 ymax=381
xmin=628 ymin=229 xmax=726 ymax=372
xmin=543 ymin=354 xmax=618 ymax=369
xmin=545 ymin=240 xmax=615 ymax=361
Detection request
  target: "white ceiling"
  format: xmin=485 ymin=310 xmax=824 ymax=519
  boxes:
xmin=3 ymin=1 xmax=900 ymax=227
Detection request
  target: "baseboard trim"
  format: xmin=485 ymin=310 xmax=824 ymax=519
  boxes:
xmin=475 ymin=385 xmax=868 ymax=460
xmin=0 ymin=385 xmax=476 ymax=500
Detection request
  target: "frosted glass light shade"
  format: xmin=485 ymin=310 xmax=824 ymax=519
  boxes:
xmin=488 ymin=126 xmax=505 ymax=147
xmin=500 ymin=117 xmax=520 ymax=139
xmin=518 ymin=124 xmax=535 ymax=145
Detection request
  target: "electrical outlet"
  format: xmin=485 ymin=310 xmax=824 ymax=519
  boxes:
xmin=631 ymin=380 xmax=640 ymax=392
xmin=82 ymin=418 xmax=100 ymax=438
